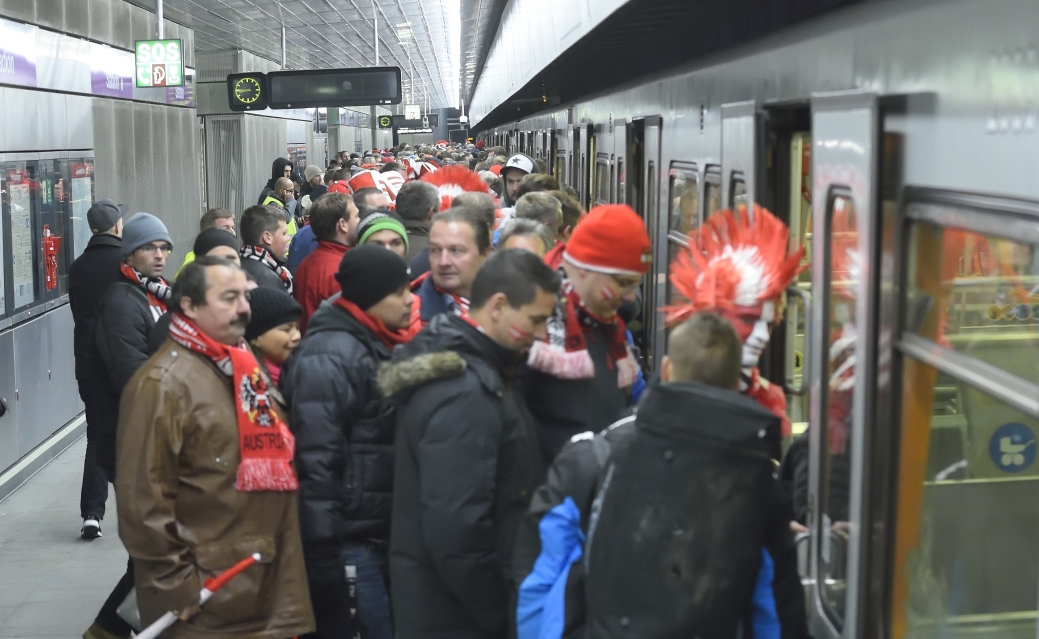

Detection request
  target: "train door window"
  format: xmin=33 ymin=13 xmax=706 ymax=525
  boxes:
xmin=595 ymin=154 xmax=611 ymax=205
xmin=704 ymin=165 xmax=722 ymax=214
xmin=890 ymin=190 xmax=1039 ymax=639
xmin=617 ymin=157 xmax=625 ymax=206
xmin=668 ymin=162 xmax=700 ymax=235
xmin=818 ymin=188 xmax=858 ymax=627
xmin=730 ymin=171 xmax=748 ymax=209
xmin=554 ymin=152 xmax=566 ymax=185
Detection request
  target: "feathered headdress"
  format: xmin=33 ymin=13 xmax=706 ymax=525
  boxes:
xmin=420 ymin=164 xmax=491 ymax=210
xmin=665 ymin=204 xmax=807 ymax=326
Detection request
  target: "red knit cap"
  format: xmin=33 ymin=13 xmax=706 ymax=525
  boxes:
xmin=563 ymin=204 xmax=652 ymax=275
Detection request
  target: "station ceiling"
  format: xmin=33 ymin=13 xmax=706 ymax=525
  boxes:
xmin=125 ymin=0 xmax=505 ymax=109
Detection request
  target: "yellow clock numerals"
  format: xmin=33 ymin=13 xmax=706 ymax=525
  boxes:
xmin=235 ymin=77 xmax=262 ymax=104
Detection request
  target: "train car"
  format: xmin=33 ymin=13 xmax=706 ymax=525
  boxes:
xmin=477 ymin=1 xmax=1039 ymax=638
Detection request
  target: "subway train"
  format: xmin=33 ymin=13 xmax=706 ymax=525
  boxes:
xmin=476 ymin=0 xmax=1039 ymax=638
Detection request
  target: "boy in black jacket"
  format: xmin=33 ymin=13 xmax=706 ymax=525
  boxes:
xmin=513 ymin=312 xmax=808 ymax=639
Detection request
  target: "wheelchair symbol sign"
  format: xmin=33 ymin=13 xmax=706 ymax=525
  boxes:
xmin=989 ymin=422 xmax=1037 ymax=472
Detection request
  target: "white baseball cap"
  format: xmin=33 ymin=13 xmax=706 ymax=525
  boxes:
xmin=503 ymin=154 xmax=535 ymax=175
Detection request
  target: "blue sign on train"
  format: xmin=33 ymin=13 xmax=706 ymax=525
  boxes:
xmin=989 ymin=422 xmax=1037 ymax=473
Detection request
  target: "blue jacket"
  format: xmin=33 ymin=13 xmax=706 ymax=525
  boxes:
xmin=287 ymin=224 xmax=318 ymax=273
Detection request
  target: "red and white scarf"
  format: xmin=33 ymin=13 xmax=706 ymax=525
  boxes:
xmin=526 ymin=269 xmax=639 ymax=388
xmin=169 ymin=313 xmax=298 ymax=492
xmin=240 ymin=245 xmax=293 ymax=294
xmin=120 ymin=262 xmax=170 ymax=321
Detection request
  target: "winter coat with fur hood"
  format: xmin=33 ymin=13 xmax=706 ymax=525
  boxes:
xmin=381 ymin=314 xmax=544 ymax=639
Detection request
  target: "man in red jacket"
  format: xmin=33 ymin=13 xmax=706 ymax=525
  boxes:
xmin=293 ymin=193 xmax=359 ymax=331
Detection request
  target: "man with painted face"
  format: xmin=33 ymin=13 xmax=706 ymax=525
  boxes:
xmin=523 ymin=204 xmax=651 ymax=464
xmin=666 ymin=204 xmax=807 ymax=439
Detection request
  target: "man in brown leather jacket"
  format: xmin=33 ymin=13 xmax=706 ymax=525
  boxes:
xmin=115 ymin=256 xmax=315 ymax=639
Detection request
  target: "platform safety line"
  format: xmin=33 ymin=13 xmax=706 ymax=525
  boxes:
xmin=0 ymin=412 xmax=86 ymax=499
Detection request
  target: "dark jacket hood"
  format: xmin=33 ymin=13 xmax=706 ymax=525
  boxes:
xmin=638 ymin=381 xmax=782 ymax=458
xmin=378 ymin=314 xmax=520 ymax=397
xmin=265 ymin=157 xmax=293 ymax=189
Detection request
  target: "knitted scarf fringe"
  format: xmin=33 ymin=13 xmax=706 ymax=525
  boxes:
xmin=236 ymin=458 xmax=299 ymax=492
xmin=527 ymin=340 xmax=595 ymax=380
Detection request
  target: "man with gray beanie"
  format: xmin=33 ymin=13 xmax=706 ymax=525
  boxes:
xmin=82 ymin=212 xmax=173 ymax=639
xmin=282 ymin=245 xmax=414 ymax=639
xmin=69 ymin=199 xmax=125 ymax=540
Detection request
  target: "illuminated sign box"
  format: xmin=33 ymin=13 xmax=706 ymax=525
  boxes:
xmin=391 ymin=114 xmax=438 ymax=128
xmin=267 ymin=67 xmax=402 ymax=109
xmin=135 ymin=39 xmax=184 ymax=87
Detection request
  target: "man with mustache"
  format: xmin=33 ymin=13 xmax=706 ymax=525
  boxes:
xmin=282 ymin=246 xmax=415 ymax=639
xmin=383 ymin=250 xmax=559 ymax=639
xmin=114 ymin=256 xmax=315 ymax=639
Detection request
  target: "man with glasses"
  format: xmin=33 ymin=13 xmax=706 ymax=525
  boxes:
xmin=523 ymin=204 xmax=652 ymax=466
xmin=83 ymin=213 xmax=174 ymax=639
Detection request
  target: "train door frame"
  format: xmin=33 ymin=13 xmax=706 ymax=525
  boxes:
xmin=807 ymin=90 xmax=880 ymax=639
xmin=721 ymin=100 xmax=759 ymax=210
xmin=631 ymin=116 xmax=664 ymax=371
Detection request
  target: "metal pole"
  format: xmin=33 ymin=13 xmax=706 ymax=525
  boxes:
xmin=281 ymin=27 xmax=286 ymax=68
xmin=156 ymin=0 xmax=164 ymax=38
xmin=373 ymin=1 xmax=379 ymax=65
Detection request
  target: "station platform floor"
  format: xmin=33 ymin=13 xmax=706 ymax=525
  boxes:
xmin=0 ymin=437 xmax=125 ymax=638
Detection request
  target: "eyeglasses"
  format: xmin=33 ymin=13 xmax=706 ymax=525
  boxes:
xmin=138 ymin=243 xmax=172 ymax=255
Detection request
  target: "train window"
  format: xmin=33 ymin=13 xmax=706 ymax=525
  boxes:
xmin=668 ymin=163 xmax=700 ymax=235
xmin=819 ymin=189 xmax=857 ymax=628
xmin=704 ymin=166 xmax=722 ymax=215
xmin=595 ymin=155 xmax=610 ymax=205
xmin=890 ymin=191 xmax=1039 ymax=639
xmin=616 ymin=157 xmax=625 ymax=206
xmin=554 ymin=153 xmax=566 ymax=186
xmin=730 ymin=171 xmax=748 ymax=209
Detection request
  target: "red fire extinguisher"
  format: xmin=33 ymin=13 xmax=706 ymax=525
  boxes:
xmin=43 ymin=224 xmax=61 ymax=290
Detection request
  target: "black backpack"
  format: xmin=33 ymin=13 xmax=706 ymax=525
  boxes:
xmin=583 ymin=382 xmax=780 ymax=639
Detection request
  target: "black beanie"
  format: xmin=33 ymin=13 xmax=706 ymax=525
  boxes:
xmin=193 ymin=227 xmax=239 ymax=257
xmin=335 ymin=244 xmax=410 ymax=310
xmin=246 ymin=286 xmax=303 ymax=341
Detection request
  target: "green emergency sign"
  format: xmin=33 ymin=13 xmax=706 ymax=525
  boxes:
xmin=135 ymin=39 xmax=184 ymax=88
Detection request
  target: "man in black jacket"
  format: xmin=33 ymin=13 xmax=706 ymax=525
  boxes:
xmin=82 ymin=212 xmax=172 ymax=639
xmin=239 ymin=204 xmax=293 ymax=292
xmin=382 ymin=250 xmax=559 ymax=639
xmin=282 ymin=245 xmax=415 ymax=639
xmin=513 ymin=313 xmax=808 ymax=639
xmin=68 ymin=199 xmax=125 ymax=539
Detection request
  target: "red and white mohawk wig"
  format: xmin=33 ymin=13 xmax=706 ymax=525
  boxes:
xmin=665 ymin=204 xmax=807 ymax=326
xmin=403 ymin=158 xmax=439 ymax=181
xmin=420 ymin=164 xmax=492 ymax=211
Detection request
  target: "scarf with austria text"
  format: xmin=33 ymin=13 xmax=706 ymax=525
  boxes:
xmin=120 ymin=262 xmax=171 ymax=313
xmin=240 ymin=245 xmax=293 ymax=294
xmin=168 ymin=313 xmax=298 ymax=492
xmin=526 ymin=267 xmax=639 ymax=388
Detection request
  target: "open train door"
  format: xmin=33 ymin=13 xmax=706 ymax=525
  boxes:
xmin=807 ymin=90 xmax=879 ymax=639
xmin=629 ymin=116 xmax=663 ymax=371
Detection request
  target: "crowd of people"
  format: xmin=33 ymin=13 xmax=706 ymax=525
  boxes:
xmin=68 ymin=140 xmax=810 ymax=639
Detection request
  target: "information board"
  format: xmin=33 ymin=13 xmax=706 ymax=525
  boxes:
xmin=9 ymin=181 xmax=34 ymax=309
xmin=135 ymin=39 xmax=184 ymax=88
xmin=266 ymin=67 xmax=401 ymax=109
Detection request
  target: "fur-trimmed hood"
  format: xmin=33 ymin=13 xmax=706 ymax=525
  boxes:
xmin=378 ymin=314 xmax=520 ymax=398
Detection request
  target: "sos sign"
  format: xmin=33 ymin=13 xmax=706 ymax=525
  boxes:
xmin=135 ymin=39 xmax=184 ymax=88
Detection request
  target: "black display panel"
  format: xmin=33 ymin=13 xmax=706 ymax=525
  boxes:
xmin=391 ymin=113 xmax=439 ymax=128
xmin=227 ymin=72 xmax=268 ymax=111
xmin=267 ymin=67 xmax=402 ymax=109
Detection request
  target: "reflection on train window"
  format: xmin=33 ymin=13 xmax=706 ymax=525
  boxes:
xmin=596 ymin=157 xmax=610 ymax=205
xmin=554 ymin=154 xmax=566 ymax=185
xmin=616 ymin=158 xmax=625 ymax=206
xmin=704 ymin=166 xmax=722 ymax=215
xmin=730 ymin=172 xmax=748 ymax=209
xmin=892 ymin=359 xmax=1039 ymax=638
xmin=668 ymin=164 xmax=699 ymax=235
xmin=667 ymin=238 xmax=689 ymax=306
xmin=820 ymin=190 xmax=857 ymax=628
xmin=904 ymin=217 xmax=1039 ymax=385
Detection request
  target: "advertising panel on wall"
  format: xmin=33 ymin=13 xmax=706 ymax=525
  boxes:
xmin=0 ymin=16 xmax=195 ymax=108
xmin=9 ymin=177 xmax=34 ymax=310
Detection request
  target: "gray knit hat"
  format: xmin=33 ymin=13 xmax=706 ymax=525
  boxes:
xmin=122 ymin=212 xmax=173 ymax=257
